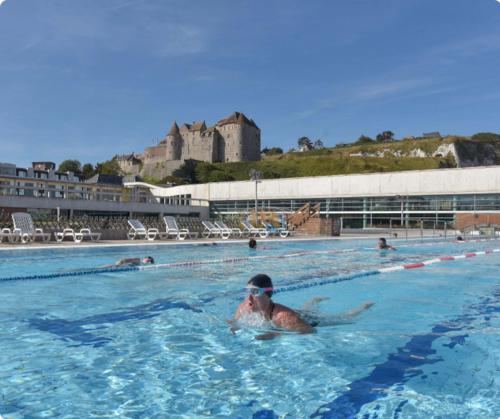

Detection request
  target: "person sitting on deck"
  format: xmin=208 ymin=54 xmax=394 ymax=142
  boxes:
xmin=377 ymin=237 xmax=396 ymax=250
xmin=228 ymin=274 xmax=374 ymax=340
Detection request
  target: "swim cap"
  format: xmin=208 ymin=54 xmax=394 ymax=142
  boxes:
xmin=247 ymin=274 xmax=273 ymax=297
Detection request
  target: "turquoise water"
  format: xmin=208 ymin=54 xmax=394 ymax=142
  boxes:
xmin=0 ymin=238 xmax=499 ymax=418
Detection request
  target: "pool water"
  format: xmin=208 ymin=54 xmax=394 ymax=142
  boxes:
xmin=0 ymin=238 xmax=499 ymax=418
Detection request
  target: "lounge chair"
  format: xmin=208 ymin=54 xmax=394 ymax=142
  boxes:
xmin=55 ymin=228 xmax=83 ymax=243
xmin=215 ymin=220 xmax=243 ymax=238
xmin=0 ymin=228 xmax=15 ymax=243
xmin=11 ymin=212 xmax=51 ymax=243
xmin=55 ymin=227 xmax=101 ymax=243
xmin=78 ymin=228 xmax=101 ymax=242
xmin=202 ymin=220 xmax=231 ymax=239
xmin=127 ymin=219 xmax=165 ymax=241
xmin=261 ymin=221 xmax=290 ymax=238
xmin=163 ymin=216 xmax=189 ymax=240
xmin=241 ymin=220 xmax=269 ymax=238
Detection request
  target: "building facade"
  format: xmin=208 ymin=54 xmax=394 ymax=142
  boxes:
xmin=149 ymin=166 xmax=500 ymax=230
xmin=0 ymin=162 xmax=208 ymax=218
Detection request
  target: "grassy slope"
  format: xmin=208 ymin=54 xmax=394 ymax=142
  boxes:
xmin=140 ymin=134 xmax=500 ymax=184
xmin=205 ymin=137 xmax=455 ymax=181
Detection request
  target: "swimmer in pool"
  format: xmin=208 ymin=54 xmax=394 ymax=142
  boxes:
xmin=117 ymin=256 xmax=154 ymax=266
xmin=228 ymin=274 xmax=374 ymax=340
xmin=377 ymin=237 xmax=396 ymax=250
xmin=248 ymin=238 xmax=257 ymax=249
xmin=104 ymin=256 xmax=155 ymax=268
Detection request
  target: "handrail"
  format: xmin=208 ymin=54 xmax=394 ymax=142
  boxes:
xmin=287 ymin=202 xmax=322 ymax=231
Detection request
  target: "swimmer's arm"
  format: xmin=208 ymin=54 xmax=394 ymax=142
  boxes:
xmin=116 ymin=258 xmax=140 ymax=266
xmin=226 ymin=303 xmax=245 ymax=334
xmin=274 ymin=312 xmax=314 ymax=334
xmin=255 ymin=316 xmax=313 ymax=340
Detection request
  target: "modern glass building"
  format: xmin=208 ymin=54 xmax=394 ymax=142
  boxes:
xmin=152 ymin=166 xmax=500 ymax=230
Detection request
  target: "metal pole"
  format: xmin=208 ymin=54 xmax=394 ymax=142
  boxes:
xmin=400 ymin=198 xmax=404 ymax=227
xmin=255 ymin=179 xmax=258 ymax=225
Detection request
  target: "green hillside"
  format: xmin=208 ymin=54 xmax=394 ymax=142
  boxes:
xmin=142 ymin=133 xmax=500 ymax=185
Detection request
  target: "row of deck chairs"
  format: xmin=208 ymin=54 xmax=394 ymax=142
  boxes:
xmin=127 ymin=217 xmax=195 ymax=241
xmin=0 ymin=213 xmax=290 ymax=244
xmin=0 ymin=212 xmax=101 ymax=244
xmin=127 ymin=218 xmax=290 ymax=241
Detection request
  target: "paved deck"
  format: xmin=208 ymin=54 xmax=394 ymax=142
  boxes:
xmin=0 ymin=231 xmax=448 ymax=251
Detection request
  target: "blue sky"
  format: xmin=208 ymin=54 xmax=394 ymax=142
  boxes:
xmin=1 ymin=0 xmax=500 ymax=167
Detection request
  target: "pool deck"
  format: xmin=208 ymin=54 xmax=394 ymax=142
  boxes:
xmin=0 ymin=230 xmax=449 ymax=251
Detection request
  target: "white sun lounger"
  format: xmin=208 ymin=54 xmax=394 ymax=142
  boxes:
xmin=11 ymin=212 xmax=51 ymax=243
xmin=0 ymin=227 xmax=15 ymax=243
xmin=241 ymin=220 xmax=269 ymax=238
xmin=202 ymin=220 xmax=231 ymax=239
xmin=128 ymin=219 xmax=166 ymax=241
xmin=55 ymin=228 xmax=101 ymax=243
xmin=55 ymin=228 xmax=83 ymax=243
xmin=214 ymin=221 xmax=243 ymax=238
xmin=163 ymin=216 xmax=189 ymax=240
xmin=261 ymin=221 xmax=290 ymax=238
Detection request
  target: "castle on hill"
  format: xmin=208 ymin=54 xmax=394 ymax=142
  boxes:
xmin=116 ymin=111 xmax=261 ymax=176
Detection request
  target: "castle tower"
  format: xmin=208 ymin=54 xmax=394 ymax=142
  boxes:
xmin=216 ymin=112 xmax=260 ymax=162
xmin=164 ymin=121 xmax=182 ymax=160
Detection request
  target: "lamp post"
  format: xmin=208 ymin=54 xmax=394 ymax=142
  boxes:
xmin=249 ymin=169 xmax=261 ymax=224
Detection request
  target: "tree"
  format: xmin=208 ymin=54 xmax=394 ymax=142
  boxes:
xmin=81 ymin=163 xmax=95 ymax=179
xmin=269 ymin=147 xmax=283 ymax=155
xmin=297 ymin=136 xmax=313 ymax=151
xmin=375 ymin=131 xmax=395 ymax=143
xmin=58 ymin=159 xmax=81 ymax=173
xmin=95 ymin=159 xmax=121 ymax=175
xmin=262 ymin=147 xmax=283 ymax=155
xmin=313 ymin=139 xmax=325 ymax=149
xmin=355 ymin=135 xmax=374 ymax=145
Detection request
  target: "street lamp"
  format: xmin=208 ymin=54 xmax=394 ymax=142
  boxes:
xmin=249 ymin=169 xmax=262 ymax=224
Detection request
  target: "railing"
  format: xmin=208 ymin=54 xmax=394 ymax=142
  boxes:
xmin=462 ymin=223 xmax=500 ymax=238
xmin=387 ymin=217 xmax=456 ymax=240
xmin=287 ymin=202 xmax=321 ymax=231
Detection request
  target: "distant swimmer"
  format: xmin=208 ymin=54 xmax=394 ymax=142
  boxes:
xmin=248 ymin=238 xmax=270 ymax=250
xmin=456 ymin=236 xmax=465 ymax=242
xmin=377 ymin=237 xmax=396 ymax=250
xmin=228 ymin=274 xmax=374 ymax=340
xmin=114 ymin=256 xmax=155 ymax=267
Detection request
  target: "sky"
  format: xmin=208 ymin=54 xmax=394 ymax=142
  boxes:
xmin=1 ymin=0 xmax=500 ymax=167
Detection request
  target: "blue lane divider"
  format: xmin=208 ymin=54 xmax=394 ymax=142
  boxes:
xmin=273 ymin=270 xmax=380 ymax=294
xmin=0 ymin=265 xmax=139 ymax=282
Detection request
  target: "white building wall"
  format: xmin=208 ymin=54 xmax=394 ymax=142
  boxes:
xmin=152 ymin=166 xmax=500 ymax=201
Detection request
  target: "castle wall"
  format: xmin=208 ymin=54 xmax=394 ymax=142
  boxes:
xmin=144 ymin=144 xmax=168 ymax=160
xmin=181 ymin=131 xmax=215 ymax=162
xmin=117 ymin=160 xmax=141 ymax=175
xmin=219 ymin=123 xmax=243 ymax=162
xmin=241 ymin=125 xmax=261 ymax=161
xmin=165 ymin=135 xmax=182 ymax=160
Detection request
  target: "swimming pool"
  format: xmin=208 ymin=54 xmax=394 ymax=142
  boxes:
xmin=0 ymin=238 xmax=499 ymax=418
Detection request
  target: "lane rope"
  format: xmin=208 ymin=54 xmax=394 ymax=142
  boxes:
xmin=1 ymin=238 xmax=499 ymax=282
xmin=272 ymin=248 xmax=500 ymax=294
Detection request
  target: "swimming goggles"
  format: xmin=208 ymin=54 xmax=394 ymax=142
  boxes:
xmin=245 ymin=287 xmax=273 ymax=296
